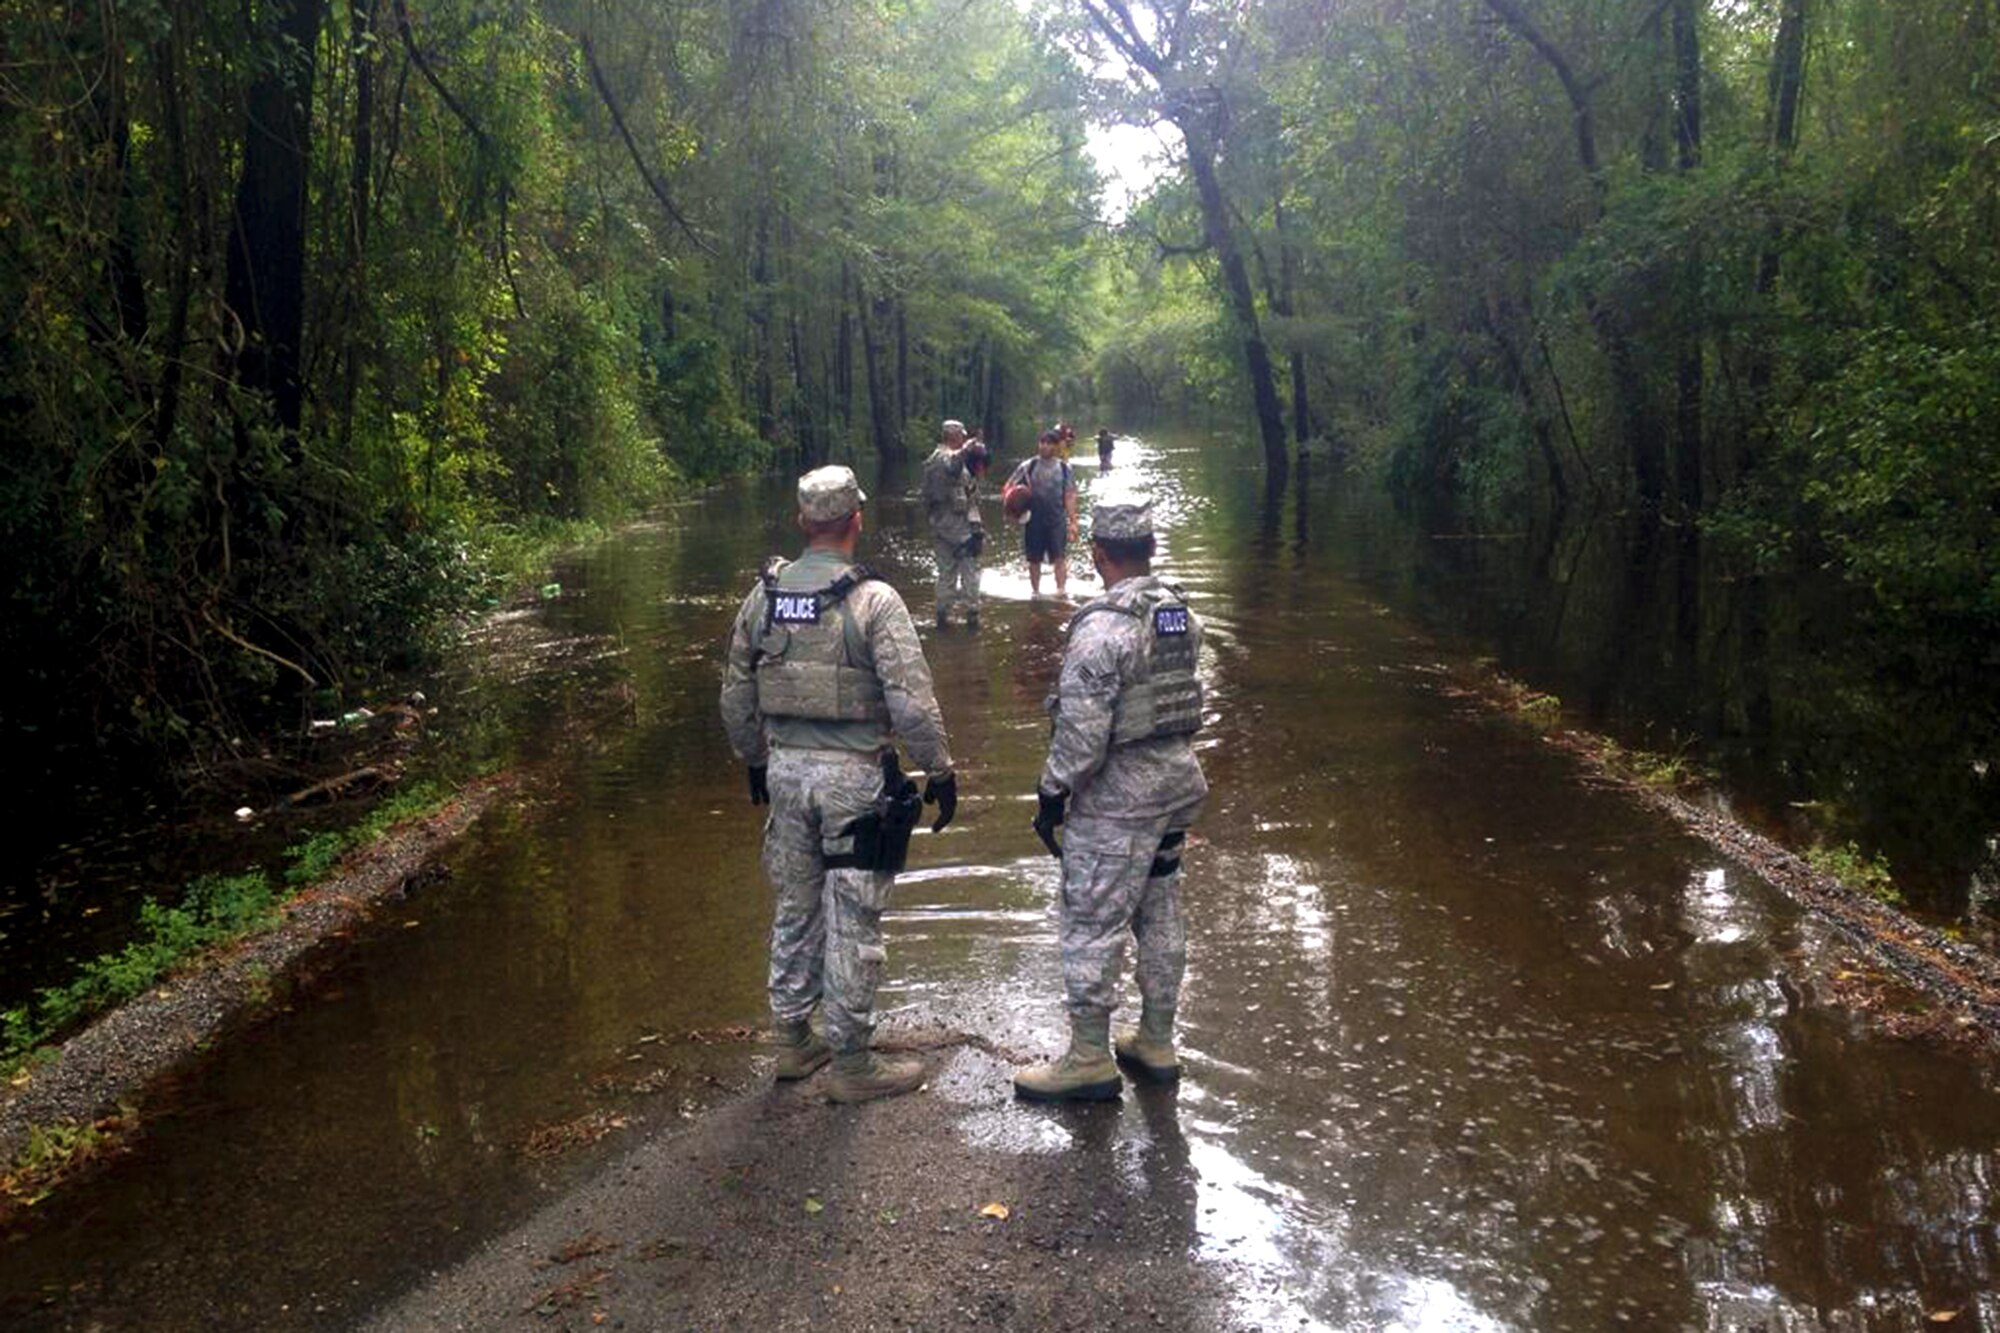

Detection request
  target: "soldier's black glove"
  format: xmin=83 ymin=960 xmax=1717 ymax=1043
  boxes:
xmin=923 ymin=771 xmax=957 ymax=833
xmin=1033 ymin=786 xmax=1066 ymax=859
xmin=747 ymin=765 xmax=769 ymax=806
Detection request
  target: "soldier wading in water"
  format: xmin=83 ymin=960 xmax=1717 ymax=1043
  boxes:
xmin=1016 ymin=490 xmax=1208 ymax=1101
xmin=720 ymin=466 xmax=959 ymax=1104
xmin=921 ymin=418 xmax=988 ymax=628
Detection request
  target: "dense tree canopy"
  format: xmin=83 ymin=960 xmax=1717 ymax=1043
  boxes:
xmin=0 ymin=0 xmax=1100 ymax=753
xmin=3 ymin=0 xmax=1995 ymax=896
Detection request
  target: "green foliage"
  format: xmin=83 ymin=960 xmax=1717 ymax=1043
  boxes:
xmin=0 ymin=0 xmax=1102 ymax=756
xmin=285 ymin=832 xmax=350 ymax=886
xmin=2 ymin=1118 xmax=114 ymax=1209
xmin=1795 ymin=323 xmax=2000 ymax=638
xmin=1808 ymin=842 xmax=1903 ymax=908
xmin=286 ymin=781 xmax=452 ymax=888
xmin=0 ymin=872 xmax=279 ymax=1072
xmin=3 ymin=778 xmax=457 ymax=1074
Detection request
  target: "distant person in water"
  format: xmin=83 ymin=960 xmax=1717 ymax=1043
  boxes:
xmin=921 ymin=419 xmax=987 ymax=628
xmin=1006 ymin=430 xmax=1078 ymax=597
xmin=1096 ymin=428 xmax=1114 ymax=471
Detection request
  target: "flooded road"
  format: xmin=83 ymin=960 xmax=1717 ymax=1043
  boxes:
xmin=4 ymin=431 xmax=1998 ymax=1330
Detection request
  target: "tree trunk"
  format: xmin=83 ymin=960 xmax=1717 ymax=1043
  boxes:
xmin=224 ymin=0 xmax=326 ymax=438
xmin=151 ymin=17 xmax=195 ymax=454
xmin=339 ymin=0 xmax=378 ymax=444
xmin=752 ymin=216 xmax=776 ymax=441
xmin=835 ymin=262 xmax=854 ymax=433
xmin=1744 ymin=0 xmax=1806 ymax=477
xmin=858 ymin=284 xmax=899 ymax=463
xmin=1671 ymin=0 xmax=1705 ymax=520
xmin=895 ymin=301 xmax=910 ymax=431
xmin=1182 ymin=126 xmax=1288 ymax=484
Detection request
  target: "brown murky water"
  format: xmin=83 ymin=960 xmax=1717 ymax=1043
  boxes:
xmin=3 ymin=431 xmax=1997 ymax=1330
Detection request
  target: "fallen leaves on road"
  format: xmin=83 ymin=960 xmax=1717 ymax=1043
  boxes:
xmin=980 ymin=1202 xmax=1010 ymax=1220
xmin=519 ymin=1111 xmax=631 ymax=1159
xmin=549 ymin=1232 xmax=618 ymax=1265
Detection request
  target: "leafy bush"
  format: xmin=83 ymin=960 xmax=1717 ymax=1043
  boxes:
xmin=1 ymin=873 xmax=279 ymax=1072
xmin=1807 ymin=841 xmax=1903 ymax=907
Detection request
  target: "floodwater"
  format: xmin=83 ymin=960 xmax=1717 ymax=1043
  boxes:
xmin=4 ymin=431 xmax=1998 ymax=1330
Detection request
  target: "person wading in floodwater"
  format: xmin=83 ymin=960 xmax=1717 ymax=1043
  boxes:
xmin=921 ymin=418 xmax=988 ymax=628
xmin=1005 ymin=429 xmax=1078 ymax=598
xmin=718 ymin=465 xmax=960 ymax=1104
xmin=1016 ymin=487 xmax=1208 ymax=1101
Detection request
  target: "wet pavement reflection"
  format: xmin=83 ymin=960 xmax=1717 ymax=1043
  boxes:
xmin=4 ymin=433 xmax=2000 ymax=1330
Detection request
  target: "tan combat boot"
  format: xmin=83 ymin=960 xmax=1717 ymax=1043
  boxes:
xmin=1013 ymin=1013 xmax=1122 ymax=1102
xmin=773 ymin=1019 xmax=831 ymax=1081
xmin=825 ymin=1049 xmax=927 ymax=1104
xmin=1114 ymin=1006 xmax=1178 ymax=1084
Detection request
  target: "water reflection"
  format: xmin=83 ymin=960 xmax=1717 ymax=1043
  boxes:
xmin=3 ymin=429 xmax=1998 ymax=1331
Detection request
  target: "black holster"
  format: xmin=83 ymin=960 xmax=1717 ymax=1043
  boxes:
xmin=956 ymin=530 xmax=985 ymax=559
xmin=834 ymin=753 xmax=923 ymax=874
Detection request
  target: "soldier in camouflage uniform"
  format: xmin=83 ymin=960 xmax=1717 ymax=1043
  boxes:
xmin=1016 ymin=489 xmax=1208 ymax=1101
xmin=720 ymin=466 xmax=959 ymax=1104
xmin=922 ymin=419 xmax=987 ymax=627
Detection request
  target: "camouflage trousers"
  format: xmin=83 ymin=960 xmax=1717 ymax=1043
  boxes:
xmin=762 ymin=747 xmax=896 ymax=1055
xmin=933 ymin=540 xmax=981 ymax=618
xmin=1057 ymin=811 xmax=1193 ymax=1022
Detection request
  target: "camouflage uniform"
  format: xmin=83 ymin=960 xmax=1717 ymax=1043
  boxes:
xmin=922 ymin=435 xmax=983 ymax=621
xmin=720 ymin=471 xmax=953 ymax=1061
xmin=1042 ymin=567 xmax=1208 ymax=1023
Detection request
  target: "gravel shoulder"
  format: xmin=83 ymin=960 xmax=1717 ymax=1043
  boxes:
xmin=0 ymin=775 xmax=516 ymax=1167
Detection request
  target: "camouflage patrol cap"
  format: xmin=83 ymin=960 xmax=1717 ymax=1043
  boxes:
xmin=1090 ymin=496 xmax=1154 ymax=541
xmin=941 ymin=419 xmax=966 ymax=437
xmin=797 ymin=465 xmax=867 ymax=521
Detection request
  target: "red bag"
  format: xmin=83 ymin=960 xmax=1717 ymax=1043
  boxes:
xmin=1001 ymin=480 xmax=1032 ymax=521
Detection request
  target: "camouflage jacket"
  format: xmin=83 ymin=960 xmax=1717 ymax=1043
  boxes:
xmin=1041 ymin=574 xmax=1208 ymax=822
xmin=923 ymin=447 xmax=983 ymax=547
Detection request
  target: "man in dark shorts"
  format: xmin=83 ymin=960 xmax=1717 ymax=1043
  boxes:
xmin=1006 ymin=429 xmax=1079 ymax=597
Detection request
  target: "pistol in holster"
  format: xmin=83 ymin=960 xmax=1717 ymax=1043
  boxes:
xmin=956 ymin=530 xmax=985 ymax=559
xmin=834 ymin=751 xmax=924 ymax=875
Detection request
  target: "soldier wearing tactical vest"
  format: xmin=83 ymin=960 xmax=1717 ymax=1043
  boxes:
xmin=720 ymin=466 xmax=958 ymax=1104
xmin=922 ymin=418 xmax=987 ymax=628
xmin=1016 ymin=490 xmax=1208 ymax=1102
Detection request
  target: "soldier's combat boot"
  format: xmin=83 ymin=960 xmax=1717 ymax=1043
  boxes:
xmin=773 ymin=1019 xmax=831 ymax=1081
xmin=1114 ymin=1006 xmax=1179 ymax=1083
xmin=1013 ymin=1013 xmax=1122 ymax=1102
xmin=825 ymin=1049 xmax=927 ymax=1104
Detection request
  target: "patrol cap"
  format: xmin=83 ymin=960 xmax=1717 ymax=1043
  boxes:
xmin=1090 ymin=488 xmax=1154 ymax=541
xmin=941 ymin=419 xmax=966 ymax=437
xmin=797 ymin=465 xmax=867 ymax=522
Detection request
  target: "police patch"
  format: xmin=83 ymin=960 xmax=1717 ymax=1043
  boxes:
xmin=771 ymin=592 xmax=822 ymax=625
xmin=1153 ymin=605 xmax=1190 ymax=637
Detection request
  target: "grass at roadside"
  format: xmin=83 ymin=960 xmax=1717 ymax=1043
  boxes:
xmin=2 ymin=780 xmax=455 ymax=1081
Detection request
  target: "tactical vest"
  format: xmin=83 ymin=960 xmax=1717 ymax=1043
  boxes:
xmin=1068 ymin=583 xmax=1203 ymax=745
xmin=751 ymin=559 xmax=892 ymax=726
